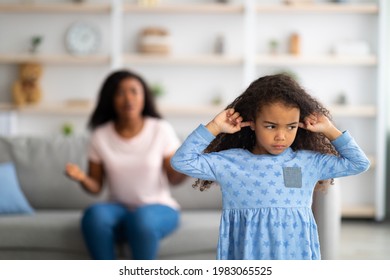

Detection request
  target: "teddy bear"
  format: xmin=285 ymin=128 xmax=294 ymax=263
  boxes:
xmin=12 ymin=62 xmax=43 ymax=106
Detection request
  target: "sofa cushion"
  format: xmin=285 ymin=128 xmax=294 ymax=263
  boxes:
xmin=159 ymin=210 xmax=221 ymax=259
xmin=0 ymin=162 xmax=34 ymax=215
xmin=0 ymin=209 xmax=221 ymax=260
xmin=0 ymin=210 xmax=88 ymax=259
xmin=0 ymin=136 xmax=108 ymax=210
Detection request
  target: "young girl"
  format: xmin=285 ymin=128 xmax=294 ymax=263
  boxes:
xmin=171 ymin=73 xmax=370 ymax=260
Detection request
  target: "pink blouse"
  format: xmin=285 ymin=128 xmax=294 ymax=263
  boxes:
xmin=88 ymin=117 xmax=181 ymax=210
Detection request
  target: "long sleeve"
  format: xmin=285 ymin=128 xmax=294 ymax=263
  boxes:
xmin=170 ymin=124 xmax=218 ymax=181
xmin=314 ymin=130 xmax=371 ymax=180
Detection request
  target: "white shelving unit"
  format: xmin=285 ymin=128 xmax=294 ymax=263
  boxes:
xmin=0 ymin=0 xmax=386 ymax=221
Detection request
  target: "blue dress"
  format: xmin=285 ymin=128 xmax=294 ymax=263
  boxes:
xmin=171 ymin=125 xmax=370 ymax=260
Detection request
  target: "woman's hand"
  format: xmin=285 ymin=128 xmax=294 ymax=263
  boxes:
xmin=65 ymin=163 xmax=86 ymax=183
xmin=206 ymin=108 xmax=251 ymax=136
xmin=65 ymin=161 xmax=103 ymax=194
xmin=299 ymin=113 xmax=342 ymax=141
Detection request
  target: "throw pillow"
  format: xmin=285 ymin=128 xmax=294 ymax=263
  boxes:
xmin=0 ymin=162 xmax=34 ymax=214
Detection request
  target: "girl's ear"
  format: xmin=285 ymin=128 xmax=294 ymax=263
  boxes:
xmin=249 ymin=121 xmax=255 ymax=131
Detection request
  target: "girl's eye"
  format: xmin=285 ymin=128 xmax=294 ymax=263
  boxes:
xmin=265 ymin=125 xmax=275 ymax=129
xmin=288 ymin=126 xmax=297 ymax=130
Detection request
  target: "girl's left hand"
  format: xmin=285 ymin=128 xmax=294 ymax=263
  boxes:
xmin=299 ymin=113 xmax=332 ymax=133
xmin=299 ymin=113 xmax=342 ymax=140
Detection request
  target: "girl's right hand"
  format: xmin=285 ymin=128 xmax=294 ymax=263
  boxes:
xmin=65 ymin=163 xmax=86 ymax=183
xmin=206 ymin=108 xmax=251 ymax=136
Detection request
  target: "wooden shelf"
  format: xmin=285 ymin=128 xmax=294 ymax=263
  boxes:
xmin=0 ymin=102 xmax=93 ymax=116
xmin=0 ymin=3 xmax=111 ymax=13
xmin=0 ymin=54 xmax=110 ymax=65
xmin=256 ymin=54 xmax=377 ymax=66
xmin=1 ymin=2 xmax=375 ymax=14
xmin=342 ymin=205 xmax=376 ymax=218
xmin=330 ymin=105 xmax=376 ymax=118
xmin=0 ymin=54 xmax=239 ymax=66
xmin=123 ymin=54 xmax=243 ymax=66
xmin=123 ymin=3 xmax=244 ymax=14
xmin=257 ymin=3 xmax=378 ymax=14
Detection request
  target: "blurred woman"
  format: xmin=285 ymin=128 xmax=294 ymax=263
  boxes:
xmin=65 ymin=69 xmax=186 ymax=259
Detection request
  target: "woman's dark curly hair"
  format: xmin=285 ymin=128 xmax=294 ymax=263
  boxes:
xmin=88 ymin=69 xmax=161 ymax=130
xmin=194 ymin=73 xmax=338 ymax=191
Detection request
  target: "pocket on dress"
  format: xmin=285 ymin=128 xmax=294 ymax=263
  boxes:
xmin=283 ymin=167 xmax=302 ymax=188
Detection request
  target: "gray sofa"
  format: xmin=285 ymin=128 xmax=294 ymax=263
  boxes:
xmin=0 ymin=135 xmax=222 ymax=260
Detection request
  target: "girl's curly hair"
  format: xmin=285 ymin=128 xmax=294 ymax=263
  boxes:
xmin=194 ymin=73 xmax=338 ymax=191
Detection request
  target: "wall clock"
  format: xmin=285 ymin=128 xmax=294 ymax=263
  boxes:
xmin=65 ymin=22 xmax=100 ymax=55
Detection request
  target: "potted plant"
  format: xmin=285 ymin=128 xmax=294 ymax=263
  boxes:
xmin=150 ymin=83 xmax=165 ymax=98
xmin=62 ymin=122 xmax=74 ymax=136
xmin=269 ymin=39 xmax=279 ymax=55
xmin=29 ymin=35 xmax=43 ymax=53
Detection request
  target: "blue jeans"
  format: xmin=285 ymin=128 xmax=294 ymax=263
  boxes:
xmin=81 ymin=202 xmax=180 ymax=260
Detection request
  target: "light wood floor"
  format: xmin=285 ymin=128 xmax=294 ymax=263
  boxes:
xmin=339 ymin=219 xmax=390 ymax=260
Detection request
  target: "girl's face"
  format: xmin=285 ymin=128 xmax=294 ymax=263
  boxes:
xmin=250 ymin=102 xmax=300 ymax=155
xmin=114 ymin=77 xmax=145 ymax=121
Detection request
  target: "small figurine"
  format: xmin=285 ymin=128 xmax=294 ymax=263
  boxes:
xmin=289 ymin=33 xmax=300 ymax=55
xmin=335 ymin=92 xmax=347 ymax=105
xmin=214 ymin=34 xmax=225 ymax=55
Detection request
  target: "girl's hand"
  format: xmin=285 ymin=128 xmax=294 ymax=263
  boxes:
xmin=299 ymin=113 xmax=342 ymax=141
xmin=206 ymin=108 xmax=251 ymax=136
xmin=299 ymin=113 xmax=331 ymax=133
xmin=65 ymin=163 xmax=86 ymax=183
